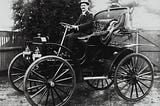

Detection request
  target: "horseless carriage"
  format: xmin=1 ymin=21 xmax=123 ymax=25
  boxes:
xmin=8 ymin=7 xmax=154 ymax=106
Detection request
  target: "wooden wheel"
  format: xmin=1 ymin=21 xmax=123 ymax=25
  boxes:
xmin=114 ymin=53 xmax=154 ymax=101
xmin=24 ymin=55 xmax=76 ymax=106
xmin=8 ymin=52 xmax=31 ymax=93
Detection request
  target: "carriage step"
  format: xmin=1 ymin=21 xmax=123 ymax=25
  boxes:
xmin=84 ymin=76 xmax=108 ymax=80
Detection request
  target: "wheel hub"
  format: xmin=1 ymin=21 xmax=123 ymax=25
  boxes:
xmin=48 ymin=80 xmax=55 ymax=87
xmin=130 ymin=74 xmax=138 ymax=83
xmin=127 ymin=72 xmax=138 ymax=84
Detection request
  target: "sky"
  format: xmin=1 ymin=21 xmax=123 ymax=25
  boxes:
xmin=132 ymin=0 xmax=160 ymax=30
xmin=0 ymin=0 xmax=13 ymax=31
xmin=91 ymin=0 xmax=160 ymax=30
xmin=0 ymin=0 xmax=160 ymax=31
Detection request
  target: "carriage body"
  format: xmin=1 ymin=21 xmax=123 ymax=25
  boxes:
xmin=8 ymin=7 xmax=154 ymax=106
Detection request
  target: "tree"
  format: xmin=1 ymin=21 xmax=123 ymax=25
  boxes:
xmin=12 ymin=0 xmax=81 ymax=42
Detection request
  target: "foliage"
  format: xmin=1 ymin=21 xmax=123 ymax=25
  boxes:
xmin=12 ymin=0 xmax=81 ymax=42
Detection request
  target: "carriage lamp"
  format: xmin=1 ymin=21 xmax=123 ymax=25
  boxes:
xmin=32 ymin=47 xmax=42 ymax=61
xmin=23 ymin=45 xmax=31 ymax=60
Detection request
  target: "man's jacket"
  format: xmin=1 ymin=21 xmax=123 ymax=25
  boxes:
xmin=75 ymin=11 xmax=94 ymax=35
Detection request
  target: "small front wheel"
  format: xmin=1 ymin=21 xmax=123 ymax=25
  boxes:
xmin=114 ymin=53 xmax=154 ymax=102
xmin=24 ymin=55 xmax=76 ymax=106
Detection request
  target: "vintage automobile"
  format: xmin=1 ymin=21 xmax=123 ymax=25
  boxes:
xmin=8 ymin=7 xmax=154 ymax=106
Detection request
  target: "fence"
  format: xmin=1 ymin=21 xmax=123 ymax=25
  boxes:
xmin=0 ymin=31 xmax=24 ymax=71
xmin=138 ymin=30 xmax=160 ymax=71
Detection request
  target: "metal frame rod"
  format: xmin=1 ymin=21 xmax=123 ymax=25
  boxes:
xmin=136 ymin=29 xmax=139 ymax=53
xmin=57 ymin=27 xmax=68 ymax=55
xmin=83 ymin=76 xmax=108 ymax=80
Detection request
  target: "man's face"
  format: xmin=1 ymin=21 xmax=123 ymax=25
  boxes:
xmin=111 ymin=0 xmax=118 ymax=3
xmin=80 ymin=3 xmax=89 ymax=12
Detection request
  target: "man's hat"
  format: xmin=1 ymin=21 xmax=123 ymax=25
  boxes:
xmin=79 ymin=0 xmax=90 ymax=5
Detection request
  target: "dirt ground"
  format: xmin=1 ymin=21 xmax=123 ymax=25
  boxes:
xmin=1 ymin=74 xmax=160 ymax=106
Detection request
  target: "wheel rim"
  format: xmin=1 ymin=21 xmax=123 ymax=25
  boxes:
xmin=24 ymin=56 xmax=76 ymax=106
xmin=114 ymin=53 xmax=154 ymax=101
xmin=8 ymin=53 xmax=31 ymax=93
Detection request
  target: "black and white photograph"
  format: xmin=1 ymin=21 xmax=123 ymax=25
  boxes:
xmin=0 ymin=0 xmax=160 ymax=106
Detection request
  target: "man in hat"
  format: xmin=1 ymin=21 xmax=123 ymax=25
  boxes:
xmin=65 ymin=0 xmax=94 ymax=51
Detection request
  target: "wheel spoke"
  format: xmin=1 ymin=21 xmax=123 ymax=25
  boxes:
xmin=120 ymin=66 xmax=129 ymax=74
xmin=117 ymin=79 xmax=130 ymax=84
xmin=138 ymin=77 xmax=152 ymax=81
xmin=137 ymin=60 xmax=144 ymax=72
xmin=53 ymin=88 xmax=63 ymax=102
xmin=27 ymin=84 xmax=44 ymax=90
xmin=137 ymin=82 xmax=145 ymax=95
xmin=37 ymin=88 xmax=48 ymax=104
xmin=55 ymin=86 xmax=68 ymax=96
xmin=119 ymin=81 xmax=130 ymax=91
xmin=126 ymin=64 xmax=132 ymax=73
xmin=138 ymin=80 xmax=149 ymax=88
xmin=117 ymin=71 xmax=128 ymax=77
xmin=87 ymin=78 xmax=113 ymax=90
xmin=130 ymin=84 xmax=134 ymax=99
xmin=138 ymin=65 xmax=148 ymax=75
xmin=32 ymin=70 xmax=46 ymax=81
xmin=56 ymin=83 xmax=72 ymax=87
xmin=134 ymin=57 xmax=139 ymax=70
xmin=138 ymin=71 xmax=151 ymax=77
xmin=31 ymin=86 xmax=46 ymax=98
xmin=105 ymin=79 xmax=109 ymax=85
xmin=55 ymin=69 xmax=70 ymax=80
xmin=50 ymin=88 xmax=55 ymax=105
xmin=55 ymin=77 xmax=73 ymax=83
xmin=91 ymin=80 xmax=96 ymax=85
xmin=101 ymin=79 xmax=104 ymax=87
xmin=96 ymin=80 xmax=100 ymax=88
xmin=27 ymin=79 xmax=44 ymax=83
xmin=15 ymin=59 xmax=26 ymax=67
xmin=131 ymin=57 xmax=135 ymax=67
xmin=22 ymin=58 xmax=31 ymax=66
xmin=52 ymin=63 xmax=64 ymax=80
xmin=11 ymin=73 xmax=24 ymax=76
xmin=17 ymin=81 xmax=23 ymax=88
xmin=45 ymin=88 xmax=50 ymax=106
xmin=12 ymin=66 xmax=26 ymax=72
xmin=13 ymin=75 xmax=24 ymax=83
xmin=123 ymin=83 xmax=131 ymax=95
xmin=135 ymin=83 xmax=139 ymax=98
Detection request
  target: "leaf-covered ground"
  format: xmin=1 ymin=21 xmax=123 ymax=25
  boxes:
xmin=0 ymin=75 xmax=160 ymax=106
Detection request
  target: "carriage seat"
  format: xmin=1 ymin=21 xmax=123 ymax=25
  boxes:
xmin=111 ymin=13 xmax=126 ymax=32
xmin=77 ymin=13 xmax=126 ymax=45
xmin=100 ymin=13 xmax=126 ymax=45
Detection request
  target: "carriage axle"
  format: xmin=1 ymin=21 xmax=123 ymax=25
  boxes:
xmin=84 ymin=76 xmax=108 ymax=80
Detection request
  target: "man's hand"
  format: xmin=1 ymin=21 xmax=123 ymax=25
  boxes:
xmin=71 ymin=25 xmax=79 ymax=31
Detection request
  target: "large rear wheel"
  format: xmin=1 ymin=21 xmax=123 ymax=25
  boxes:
xmin=24 ymin=55 xmax=76 ymax=106
xmin=114 ymin=53 xmax=154 ymax=101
